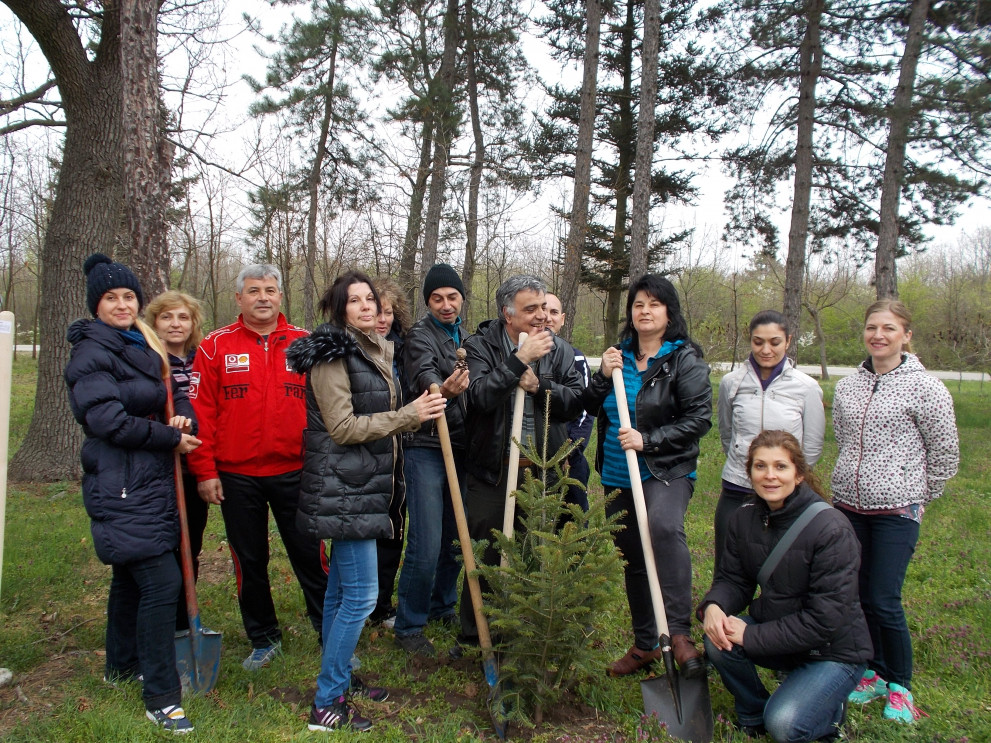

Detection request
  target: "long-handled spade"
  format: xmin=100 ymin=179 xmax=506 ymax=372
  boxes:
xmin=165 ymin=383 xmax=222 ymax=694
xmin=500 ymin=332 xmax=527 ymax=566
xmin=611 ymin=370 xmax=713 ymax=743
xmin=431 ymin=383 xmax=509 ymax=739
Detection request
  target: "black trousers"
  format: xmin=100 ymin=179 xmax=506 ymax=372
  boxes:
xmin=218 ymin=470 xmax=329 ymax=648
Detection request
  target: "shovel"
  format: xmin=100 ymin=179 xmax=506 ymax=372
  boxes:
xmin=165 ymin=380 xmax=222 ymax=694
xmin=500 ymin=332 xmax=528 ymax=567
xmin=611 ymin=369 xmax=713 ymax=743
xmin=431 ymin=384 xmax=508 ymax=739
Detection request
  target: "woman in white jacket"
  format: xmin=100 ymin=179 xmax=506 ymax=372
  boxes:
xmin=832 ymin=299 xmax=958 ymax=725
xmin=715 ymin=310 xmax=825 ymax=575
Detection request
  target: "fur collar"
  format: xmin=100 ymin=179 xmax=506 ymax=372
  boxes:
xmin=286 ymin=323 xmax=360 ymax=374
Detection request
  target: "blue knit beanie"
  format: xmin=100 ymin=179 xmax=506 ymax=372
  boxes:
xmin=84 ymin=253 xmax=144 ymax=316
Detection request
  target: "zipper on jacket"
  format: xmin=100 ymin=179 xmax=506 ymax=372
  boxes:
xmin=853 ymin=377 xmax=880 ymax=508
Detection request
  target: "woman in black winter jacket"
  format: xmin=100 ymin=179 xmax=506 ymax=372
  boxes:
xmin=285 ymin=271 xmax=446 ymax=734
xmin=698 ymin=430 xmax=872 ymax=742
xmin=64 ymin=254 xmax=201 ymax=734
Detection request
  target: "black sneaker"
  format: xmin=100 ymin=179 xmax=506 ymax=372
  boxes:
xmin=308 ymin=697 xmax=372 ymax=732
xmin=349 ymin=674 xmax=389 ymax=702
xmin=146 ymin=705 xmax=193 ymax=734
xmin=395 ymin=631 xmax=436 ymax=657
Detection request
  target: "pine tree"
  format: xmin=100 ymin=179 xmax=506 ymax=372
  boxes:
xmin=477 ymin=392 xmax=623 ymax=727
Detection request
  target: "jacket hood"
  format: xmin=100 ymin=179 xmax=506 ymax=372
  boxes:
xmin=286 ymin=323 xmax=359 ymax=374
xmin=67 ymin=318 xmax=126 ymax=350
xmin=858 ymin=352 xmax=926 ymax=377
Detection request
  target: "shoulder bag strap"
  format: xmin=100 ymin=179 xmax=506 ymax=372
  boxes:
xmin=757 ymin=501 xmax=831 ymax=587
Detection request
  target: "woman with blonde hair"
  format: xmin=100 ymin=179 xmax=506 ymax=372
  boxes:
xmin=65 ymin=254 xmax=200 ymax=733
xmin=145 ymin=290 xmax=209 ymax=634
xmin=832 ymin=299 xmax=959 ymax=724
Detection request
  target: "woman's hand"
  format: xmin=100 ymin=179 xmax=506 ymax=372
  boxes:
xmin=175 ymin=434 xmax=201 ymax=454
xmin=703 ymin=604 xmax=733 ymax=652
xmin=413 ymin=389 xmax=447 ymax=423
xmin=724 ymin=615 xmax=747 ymax=646
xmin=169 ymin=415 xmax=193 ymax=434
xmin=600 ymin=347 xmax=623 ymax=376
xmin=617 ymin=426 xmax=644 ymax=452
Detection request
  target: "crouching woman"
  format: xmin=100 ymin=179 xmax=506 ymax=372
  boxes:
xmin=286 ymin=271 xmax=446 ymax=733
xmin=698 ymin=430 xmax=872 ymax=742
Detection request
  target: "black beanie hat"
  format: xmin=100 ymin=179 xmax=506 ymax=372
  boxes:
xmin=84 ymin=253 xmax=144 ymax=316
xmin=422 ymin=263 xmax=465 ymax=304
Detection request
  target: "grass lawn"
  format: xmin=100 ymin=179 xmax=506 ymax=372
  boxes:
xmin=1 ymin=355 xmax=988 ymax=741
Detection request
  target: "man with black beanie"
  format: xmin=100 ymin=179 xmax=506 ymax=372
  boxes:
xmin=392 ymin=264 xmax=470 ymax=656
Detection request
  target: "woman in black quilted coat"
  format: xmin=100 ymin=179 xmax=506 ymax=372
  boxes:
xmin=698 ymin=430 xmax=871 ymax=742
xmin=64 ymin=254 xmax=200 ymax=734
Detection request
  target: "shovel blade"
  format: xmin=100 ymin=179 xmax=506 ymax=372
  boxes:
xmin=175 ymin=628 xmax=223 ymax=695
xmin=641 ymin=672 xmax=713 ymax=743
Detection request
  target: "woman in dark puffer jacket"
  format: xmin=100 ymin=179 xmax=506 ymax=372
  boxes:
xmin=65 ymin=254 xmax=201 ymax=734
xmin=699 ymin=430 xmax=871 ymax=742
xmin=286 ymin=271 xmax=445 ymax=734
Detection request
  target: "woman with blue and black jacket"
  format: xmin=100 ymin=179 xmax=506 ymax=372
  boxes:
xmin=65 ymin=254 xmax=200 ymax=734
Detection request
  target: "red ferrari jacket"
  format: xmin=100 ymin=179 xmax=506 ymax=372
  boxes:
xmin=187 ymin=314 xmax=308 ymax=480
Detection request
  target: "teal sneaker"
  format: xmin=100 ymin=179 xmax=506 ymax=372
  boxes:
xmin=848 ymin=670 xmax=886 ymax=704
xmin=242 ymin=641 xmax=282 ymax=671
xmin=884 ymin=683 xmax=927 ymax=723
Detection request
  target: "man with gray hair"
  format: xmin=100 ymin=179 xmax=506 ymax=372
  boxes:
xmin=188 ymin=264 xmax=328 ymax=670
xmin=457 ymin=275 xmax=584 ymax=644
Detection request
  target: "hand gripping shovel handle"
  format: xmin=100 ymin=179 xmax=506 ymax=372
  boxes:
xmin=431 ymin=384 xmax=507 ymax=739
xmin=611 ymin=369 xmax=683 ymax=722
xmin=500 ymin=332 xmax=527 ymax=566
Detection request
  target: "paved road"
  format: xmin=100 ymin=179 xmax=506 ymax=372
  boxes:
xmin=13 ymin=345 xmax=989 ymax=382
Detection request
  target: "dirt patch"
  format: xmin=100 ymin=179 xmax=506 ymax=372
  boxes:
xmin=0 ymin=651 xmax=102 ymax=738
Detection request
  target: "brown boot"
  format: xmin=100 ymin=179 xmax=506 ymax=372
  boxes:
xmin=671 ymin=634 xmax=705 ymax=679
xmin=606 ymin=645 xmax=661 ymax=677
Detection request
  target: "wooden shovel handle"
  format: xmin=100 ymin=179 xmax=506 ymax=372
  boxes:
xmin=501 ymin=332 xmax=527 ymax=562
xmin=431 ymin=384 xmax=496 ymax=655
xmin=611 ymin=368 xmax=671 ymax=640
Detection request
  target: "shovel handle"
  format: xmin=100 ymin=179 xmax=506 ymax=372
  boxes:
xmin=500 ymin=332 xmax=527 ymax=564
xmin=165 ymin=380 xmax=205 ymax=650
xmin=610 ymin=369 xmax=671 ymax=641
xmin=431 ymin=384 xmax=497 ymax=656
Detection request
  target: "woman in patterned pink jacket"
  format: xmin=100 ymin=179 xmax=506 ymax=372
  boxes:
xmin=831 ymin=299 xmax=958 ymax=725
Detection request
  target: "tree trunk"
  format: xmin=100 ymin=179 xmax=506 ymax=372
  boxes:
xmin=560 ymin=0 xmax=602 ymax=342
xmin=400 ymin=119 xmax=434 ymax=311
xmin=805 ymin=302 xmax=830 ymax=381
xmin=120 ymin=0 xmax=171 ymax=297
xmin=876 ymin=0 xmax=930 ymax=300
xmin=419 ymin=0 xmax=461 ymax=283
xmin=783 ymin=0 xmax=823 ymax=356
xmin=461 ymin=0 xmax=484 ymax=321
xmin=629 ymin=0 xmax=660 ymax=280
xmin=5 ymin=0 xmax=126 ymax=481
xmin=305 ymin=42 xmax=339 ymax=329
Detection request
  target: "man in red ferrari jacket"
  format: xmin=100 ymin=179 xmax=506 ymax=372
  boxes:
xmin=187 ymin=264 xmax=328 ymax=670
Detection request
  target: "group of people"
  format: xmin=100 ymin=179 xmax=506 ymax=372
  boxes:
xmin=64 ymin=253 xmax=958 ymax=740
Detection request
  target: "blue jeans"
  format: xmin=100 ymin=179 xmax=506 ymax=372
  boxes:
xmin=315 ymin=539 xmax=377 ymax=706
xmin=394 ymin=447 xmax=462 ymax=636
xmin=106 ymin=552 xmax=183 ymax=710
xmin=841 ymin=509 xmax=919 ymax=689
xmin=704 ymin=618 xmax=864 ymax=742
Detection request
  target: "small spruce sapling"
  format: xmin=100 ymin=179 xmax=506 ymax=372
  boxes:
xmin=477 ymin=391 xmax=623 ymax=727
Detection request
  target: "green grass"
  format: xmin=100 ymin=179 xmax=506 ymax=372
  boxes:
xmin=1 ymin=360 xmax=988 ymax=741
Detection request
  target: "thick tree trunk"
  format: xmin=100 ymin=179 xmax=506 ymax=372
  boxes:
xmin=461 ymin=0 xmax=484 ymax=322
xmin=560 ymin=0 xmax=602 ymax=342
xmin=120 ymin=0 xmax=171 ymax=296
xmin=399 ymin=120 xmax=434 ymax=311
xmin=783 ymin=0 xmax=823 ymax=356
xmin=876 ymin=0 xmax=930 ymax=300
xmin=419 ymin=0 xmax=461 ymax=284
xmin=629 ymin=0 xmax=660 ymax=280
xmin=305 ymin=44 xmax=339 ymax=329
xmin=5 ymin=0 xmax=126 ymax=482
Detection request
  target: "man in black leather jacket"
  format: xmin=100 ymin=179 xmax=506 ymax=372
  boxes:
xmin=457 ymin=275 xmax=584 ymax=642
